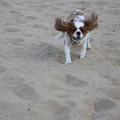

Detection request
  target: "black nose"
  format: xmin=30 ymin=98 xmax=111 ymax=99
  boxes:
xmin=76 ymin=31 xmax=81 ymax=36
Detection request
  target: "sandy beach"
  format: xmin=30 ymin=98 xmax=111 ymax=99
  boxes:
xmin=0 ymin=0 xmax=120 ymax=120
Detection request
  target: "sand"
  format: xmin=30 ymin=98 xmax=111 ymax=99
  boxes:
xmin=0 ymin=0 xmax=120 ymax=120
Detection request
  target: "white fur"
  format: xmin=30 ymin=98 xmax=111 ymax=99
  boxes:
xmin=64 ymin=32 xmax=72 ymax=64
xmin=74 ymin=21 xmax=84 ymax=28
xmin=55 ymin=32 xmax=64 ymax=40
xmin=56 ymin=31 xmax=91 ymax=64
xmin=73 ymin=21 xmax=84 ymax=39
xmin=78 ymin=15 xmax=85 ymax=20
xmin=64 ymin=32 xmax=91 ymax=64
xmin=55 ymin=11 xmax=92 ymax=64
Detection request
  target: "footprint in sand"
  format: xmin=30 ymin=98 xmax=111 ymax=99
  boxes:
xmin=27 ymin=100 xmax=70 ymax=120
xmin=14 ymin=83 xmax=36 ymax=100
xmin=38 ymin=42 xmax=62 ymax=61
xmin=53 ymin=106 xmax=70 ymax=120
xmin=66 ymin=74 xmax=88 ymax=88
xmin=94 ymin=98 xmax=116 ymax=112
xmin=93 ymin=98 xmax=116 ymax=119
xmin=44 ymin=101 xmax=70 ymax=120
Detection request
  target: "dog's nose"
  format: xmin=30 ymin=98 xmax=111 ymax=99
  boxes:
xmin=76 ymin=31 xmax=81 ymax=36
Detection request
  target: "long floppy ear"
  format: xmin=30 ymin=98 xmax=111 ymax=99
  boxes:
xmin=85 ymin=12 xmax=98 ymax=31
xmin=54 ymin=17 xmax=71 ymax=32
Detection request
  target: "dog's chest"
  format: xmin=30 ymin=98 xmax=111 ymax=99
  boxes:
xmin=70 ymin=38 xmax=82 ymax=47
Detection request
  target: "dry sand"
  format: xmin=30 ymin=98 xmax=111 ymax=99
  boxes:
xmin=0 ymin=0 xmax=120 ymax=120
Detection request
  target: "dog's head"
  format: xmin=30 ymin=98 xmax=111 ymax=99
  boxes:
xmin=54 ymin=11 xmax=98 ymax=42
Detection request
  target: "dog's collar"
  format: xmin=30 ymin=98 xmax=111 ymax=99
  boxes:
xmin=70 ymin=37 xmax=82 ymax=44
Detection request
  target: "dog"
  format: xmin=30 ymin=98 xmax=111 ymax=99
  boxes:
xmin=54 ymin=10 xmax=98 ymax=64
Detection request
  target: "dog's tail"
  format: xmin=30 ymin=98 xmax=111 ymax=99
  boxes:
xmin=55 ymin=32 xmax=64 ymax=40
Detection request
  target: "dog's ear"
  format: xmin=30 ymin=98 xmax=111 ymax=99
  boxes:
xmin=54 ymin=17 xmax=71 ymax=32
xmin=85 ymin=12 xmax=98 ymax=31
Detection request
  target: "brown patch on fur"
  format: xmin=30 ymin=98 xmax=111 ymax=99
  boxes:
xmin=54 ymin=11 xmax=98 ymax=37
xmin=67 ymin=23 xmax=77 ymax=38
xmin=84 ymin=11 xmax=98 ymax=31
xmin=54 ymin=17 xmax=71 ymax=32
xmin=80 ymin=27 xmax=88 ymax=36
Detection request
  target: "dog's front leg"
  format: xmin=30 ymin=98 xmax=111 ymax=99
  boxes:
xmin=64 ymin=44 xmax=71 ymax=64
xmin=80 ymin=38 xmax=87 ymax=59
xmin=64 ymin=37 xmax=71 ymax=64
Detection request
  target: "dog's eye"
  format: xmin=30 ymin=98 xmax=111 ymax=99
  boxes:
xmin=81 ymin=29 xmax=84 ymax=32
xmin=72 ymin=29 xmax=76 ymax=32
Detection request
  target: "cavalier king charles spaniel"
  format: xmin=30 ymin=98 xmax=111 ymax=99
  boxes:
xmin=54 ymin=10 xmax=98 ymax=64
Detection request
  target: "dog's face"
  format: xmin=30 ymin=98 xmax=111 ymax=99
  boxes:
xmin=55 ymin=11 xmax=98 ymax=41
xmin=67 ymin=20 xmax=87 ymax=42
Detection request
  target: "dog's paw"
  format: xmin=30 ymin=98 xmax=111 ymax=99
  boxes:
xmin=87 ymin=45 xmax=91 ymax=50
xmin=87 ymin=47 xmax=91 ymax=50
xmin=80 ymin=55 xmax=85 ymax=59
xmin=65 ymin=60 xmax=72 ymax=64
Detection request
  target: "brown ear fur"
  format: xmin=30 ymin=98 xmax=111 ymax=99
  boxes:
xmin=85 ymin=12 xmax=98 ymax=31
xmin=54 ymin=17 xmax=71 ymax=32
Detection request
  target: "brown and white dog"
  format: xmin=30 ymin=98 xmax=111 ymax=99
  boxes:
xmin=54 ymin=10 xmax=98 ymax=64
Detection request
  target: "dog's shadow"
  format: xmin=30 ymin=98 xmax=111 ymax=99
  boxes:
xmin=11 ymin=41 xmax=80 ymax=64
xmin=38 ymin=42 xmax=64 ymax=63
xmin=38 ymin=42 xmax=80 ymax=64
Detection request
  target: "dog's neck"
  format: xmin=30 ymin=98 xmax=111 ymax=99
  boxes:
xmin=70 ymin=37 xmax=82 ymax=44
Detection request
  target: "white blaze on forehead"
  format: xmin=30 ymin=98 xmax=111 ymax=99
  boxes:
xmin=74 ymin=21 xmax=84 ymax=30
xmin=78 ymin=15 xmax=85 ymax=20
xmin=75 ymin=15 xmax=85 ymax=21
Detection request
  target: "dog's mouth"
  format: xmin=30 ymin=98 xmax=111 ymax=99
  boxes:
xmin=72 ymin=37 xmax=81 ymax=41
